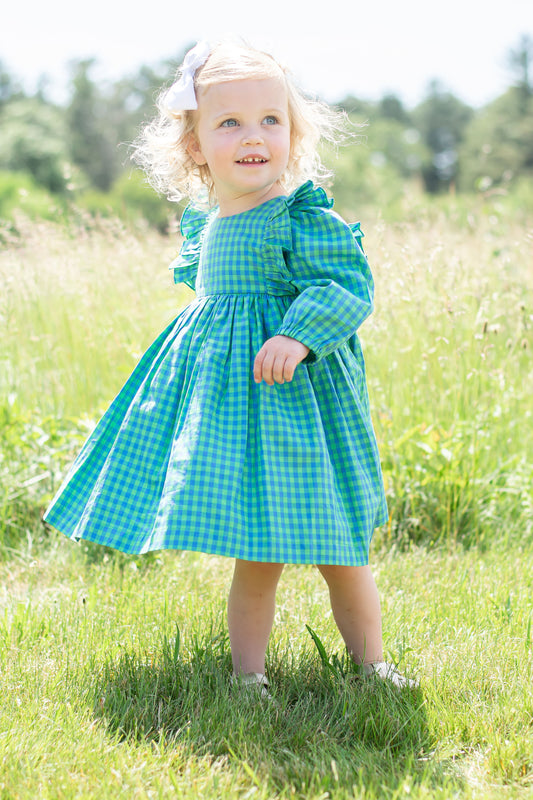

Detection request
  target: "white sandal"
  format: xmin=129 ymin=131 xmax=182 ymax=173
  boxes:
xmin=231 ymin=672 xmax=272 ymax=700
xmin=363 ymin=661 xmax=419 ymax=689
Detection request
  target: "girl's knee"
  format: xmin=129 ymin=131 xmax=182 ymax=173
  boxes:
xmin=316 ymin=563 xmax=373 ymax=586
xmin=233 ymin=559 xmax=284 ymax=585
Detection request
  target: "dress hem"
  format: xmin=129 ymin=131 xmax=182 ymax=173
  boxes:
xmin=43 ymin=519 xmax=378 ymax=567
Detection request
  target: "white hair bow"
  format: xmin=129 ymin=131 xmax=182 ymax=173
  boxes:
xmin=163 ymin=40 xmax=211 ymax=112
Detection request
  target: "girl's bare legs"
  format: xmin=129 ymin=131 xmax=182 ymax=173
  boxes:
xmin=316 ymin=564 xmax=383 ymax=664
xmin=227 ymin=559 xmax=285 ymax=674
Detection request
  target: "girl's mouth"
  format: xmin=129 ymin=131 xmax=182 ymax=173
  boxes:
xmin=236 ymin=157 xmax=268 ymax=164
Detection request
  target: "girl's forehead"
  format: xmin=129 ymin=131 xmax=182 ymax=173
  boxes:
xmin=198 ymin=76 xmax=289 ymax=112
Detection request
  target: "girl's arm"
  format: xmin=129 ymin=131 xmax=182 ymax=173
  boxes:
xmin=276 ymin=210 xmax=374 ymax=364
xmin=254 ymin=208 xmax=373 ymax=385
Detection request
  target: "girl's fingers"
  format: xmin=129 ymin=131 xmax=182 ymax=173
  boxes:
xmin=254 ymin=336 xmax=310 ymax=385
xmin=253 ymin=349 xmax=264 ymax=383
xmin=282 ymin=357 xmax=296 ymax=383
xmin=261 ymin=352 xmax=290 ymax=385
xmin=272 ymin=353 xmax=288 ymax=385
xmin=263 ymin=351 xmax=280 ymax=385
xmin=254 ymin=349 xmax=279 ymax=385
xmin=254 ymin=347 xmax=275 ymax=385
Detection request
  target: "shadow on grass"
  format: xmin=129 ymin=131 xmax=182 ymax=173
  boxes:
xmin=88 ymin=627 xmax=464 ymax=798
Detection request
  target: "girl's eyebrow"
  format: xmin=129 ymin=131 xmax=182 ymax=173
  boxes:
xmin=212 ymin=107 xmax=288 ymax=122
xmin=263 ymin=108 xmax=289 ymax=117
xmin=212 ymin=111 xmax=238 ymax=122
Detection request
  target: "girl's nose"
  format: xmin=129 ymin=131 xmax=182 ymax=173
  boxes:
xmin=242 ymin=127 xmax=264 ymax=145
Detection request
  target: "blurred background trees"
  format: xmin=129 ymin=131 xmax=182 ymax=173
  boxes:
xmin=0 ymin=35 xmax=532 ymax=231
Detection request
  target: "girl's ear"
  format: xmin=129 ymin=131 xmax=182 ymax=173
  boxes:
xmin=186 ymin=134 xmax=207 ymax=166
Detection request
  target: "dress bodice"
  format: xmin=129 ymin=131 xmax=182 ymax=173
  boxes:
xmin=194 ymin=198 xmax=296 ymax=297
xmin=170 ymin=182 xmax=340 ymax=299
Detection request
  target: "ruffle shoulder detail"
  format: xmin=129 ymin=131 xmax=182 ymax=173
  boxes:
xmin=286 ymin=180 xmax=334 ymax=214
xmin=278 ymin=181 xmax=365 ymax=282
xmin=348 ymin=221 xmax=365 ymax=252
xmin=284 ymin=181 xmax=366 ymax=264
xmin=169 ymin=204 xmax=211 ymax=287
xmin=261 ymin=181 xmax=336 ymax=294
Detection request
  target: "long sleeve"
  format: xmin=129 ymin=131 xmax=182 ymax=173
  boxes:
xmin=275 ymin=202 xmax=374 ymax=363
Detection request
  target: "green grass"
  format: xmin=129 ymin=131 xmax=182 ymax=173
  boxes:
xmin=1 ymin=540 xmax=532 ymax=799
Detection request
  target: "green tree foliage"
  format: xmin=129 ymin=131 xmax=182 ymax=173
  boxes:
xmin=366 ymin=118 xmax=427 ymax=179
xmin=64 ymin=54 xmax=186 ymax=192
xmin=0 ymin=170 xmax=60 ymax=225
xmin=77 ymin=168 xmax=181 ymax=232
xmin=0 ymin=98 xmax=70 ymax=194
xmin=378 ymin=93 xmax=411 ymax=125
xmin=412 ymin=80 xmax=473 ymax=192
xmin=458 ymin=35 xmax=533 ymax=192
xmin=335 ymin=95 xmax=428 ymax=203
xmin=332 ymin=142 xmax=405 ymax=220
xmin=0 ymin=60 xmax=22 ymax=107
xmin=458 ymin=87 xmax=533 ymax=191
xmin=66 ymin=59 xmax=118 ymax=192
xmin=507 ymin=34 xmax=533 ymax=102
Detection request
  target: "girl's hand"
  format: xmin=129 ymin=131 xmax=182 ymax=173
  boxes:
xmin=253 ymin=335 xmax=310 ymax=385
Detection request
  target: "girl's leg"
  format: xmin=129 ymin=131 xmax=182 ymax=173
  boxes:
xmin=227 ymin=559 xmax=284 ymax=674
xmin=316 ymin=564 xmax=383 ymax=664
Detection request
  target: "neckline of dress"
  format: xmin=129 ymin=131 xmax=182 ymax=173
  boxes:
xmin=214 ymin=194 xmax=288 ymax=222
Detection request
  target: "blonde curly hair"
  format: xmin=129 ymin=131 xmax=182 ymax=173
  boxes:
xmin=132 ymin=40 xmax=351 ymax=205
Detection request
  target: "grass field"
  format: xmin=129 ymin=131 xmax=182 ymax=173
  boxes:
xmin=1 ymin=540 xmax=532 ymax=799
xmin=0 ymin=196 xmax=532 ymax=798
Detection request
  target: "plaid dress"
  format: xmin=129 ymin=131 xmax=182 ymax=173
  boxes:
xmin=43 ymin=181 xmax=388 ymax=565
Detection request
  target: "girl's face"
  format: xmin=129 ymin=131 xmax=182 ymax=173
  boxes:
xmin=187 ymin=77 xmax=291 ymax=216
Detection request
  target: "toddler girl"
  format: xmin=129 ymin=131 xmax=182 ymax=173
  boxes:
xmin=44 ymin=40 xmax=416 ymax=691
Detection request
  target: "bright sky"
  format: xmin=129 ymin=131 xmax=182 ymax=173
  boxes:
xmin=3 ymin=0 xmax=532 ymax=108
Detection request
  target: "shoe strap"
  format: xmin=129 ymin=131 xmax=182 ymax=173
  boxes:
xmin=233 ymin=672 xmax=269 ymax=687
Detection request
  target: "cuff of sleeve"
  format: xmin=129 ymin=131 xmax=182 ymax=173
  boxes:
xmin=274 ymin=325 xmax=322 ymax=364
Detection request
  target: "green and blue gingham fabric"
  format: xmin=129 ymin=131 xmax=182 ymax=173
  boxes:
xmin=43 ymin=181 xmax=387 ymax=565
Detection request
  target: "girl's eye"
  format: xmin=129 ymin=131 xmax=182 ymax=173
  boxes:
xmin=263 ymin=116 xmax=278 ymax=125
xmin=221 ymin=118 xmax=238 ymax=128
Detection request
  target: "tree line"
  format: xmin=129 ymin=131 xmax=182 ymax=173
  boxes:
xmin=0 ymin=35 xmax=532 ymax=228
